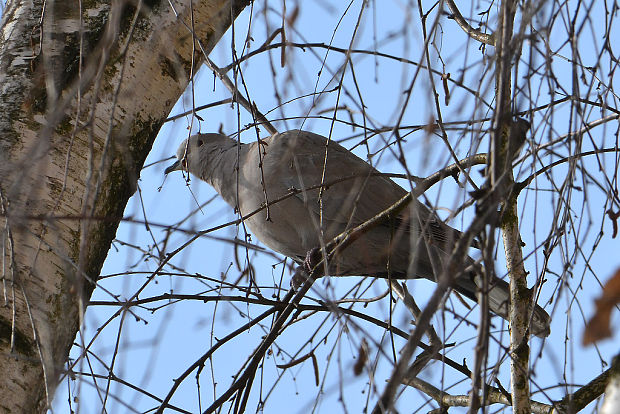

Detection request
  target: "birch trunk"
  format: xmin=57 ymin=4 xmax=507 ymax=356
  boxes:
xmin=0 ymin=0 xmax=247 ymax=411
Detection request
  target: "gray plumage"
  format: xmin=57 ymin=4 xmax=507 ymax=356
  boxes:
xmin=166 ymin=129 xmax=550 ymax=337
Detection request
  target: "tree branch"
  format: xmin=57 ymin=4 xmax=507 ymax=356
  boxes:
xmin=490 ymin=0 xmax=533 ymax=412
xmin=402 ymin=376 xmax=555 ymax=413
xmin=444 ymin=0 xmax=495 ymax=45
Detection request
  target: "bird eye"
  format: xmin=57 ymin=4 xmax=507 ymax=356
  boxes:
xmin=197 ymin=139 xmax=204 ymax=147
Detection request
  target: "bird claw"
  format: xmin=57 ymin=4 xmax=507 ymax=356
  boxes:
xmin=304 ymin=247 xmax=322 ymax=273
xmin=290 ymin=247 xmax=323 ymax=290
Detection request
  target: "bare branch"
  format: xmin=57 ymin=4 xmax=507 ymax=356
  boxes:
xmin=443 ymin=0 xmax=495 ymax=45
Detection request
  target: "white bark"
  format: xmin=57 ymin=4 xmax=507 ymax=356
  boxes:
xmin=0 ymin=0 xmax=247 ymax=411
xmin=602 ymin=358 xmax=620 ymax=414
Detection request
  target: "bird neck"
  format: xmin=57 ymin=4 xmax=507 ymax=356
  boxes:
xmin=202 ymin=138 xmax=244 ymax=208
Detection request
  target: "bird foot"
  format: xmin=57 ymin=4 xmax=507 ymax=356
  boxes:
xmin=290 ymin=247 xmax=323 ymax=289
xmin=304 ymin=247 xmax=322 ymax=273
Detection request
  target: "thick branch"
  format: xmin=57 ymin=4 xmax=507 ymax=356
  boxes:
xmin=403 ymin=376 xmax=554 ymax=413
xmin=490 ymin=0 xmax=533 ymax=412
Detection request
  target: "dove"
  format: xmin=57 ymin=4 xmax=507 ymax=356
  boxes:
xmin=165 ymin=129 xmax=550 ymax=337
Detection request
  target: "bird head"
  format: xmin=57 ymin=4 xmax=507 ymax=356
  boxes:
xmin=164 ymin=134 xmax=211 ymax=176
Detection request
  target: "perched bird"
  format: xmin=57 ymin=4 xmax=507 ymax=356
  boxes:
xmin=165 ymin=129 xmax=550 ymax=337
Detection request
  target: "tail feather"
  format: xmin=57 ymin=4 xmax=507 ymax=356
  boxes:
xmin=454 ymin=272 xmax=551 ymax=338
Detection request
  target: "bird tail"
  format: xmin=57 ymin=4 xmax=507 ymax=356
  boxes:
xmin=454 ymin=271 xmax=551 ymax=338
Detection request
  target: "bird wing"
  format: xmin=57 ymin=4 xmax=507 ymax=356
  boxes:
xmin=271 ymin=131 xmax=407 ymax=229
xmin=269 ymin=131 xmax=460 ymax=248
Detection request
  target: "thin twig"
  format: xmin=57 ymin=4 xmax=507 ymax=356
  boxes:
xmin=203 ymin=57 xmax=278 ymax=136
xmin=443 ymin=0 xmax=495 ymax=45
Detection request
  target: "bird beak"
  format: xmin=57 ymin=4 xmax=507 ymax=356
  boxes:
xmin=164 ymin=160 xmax=181 ymax=175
